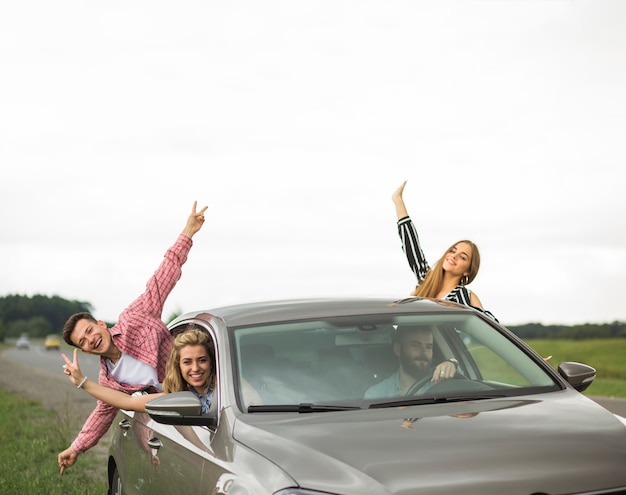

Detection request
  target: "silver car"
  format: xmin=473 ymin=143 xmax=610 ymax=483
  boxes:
xmin=16 ymin=335 xmax=30 ymax=350
xmin=106 ymin=297 xmax=626 ymax=495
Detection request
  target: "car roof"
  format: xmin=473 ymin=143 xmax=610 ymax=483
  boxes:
xmin=169 ymin=296 xmax=477 ymax=328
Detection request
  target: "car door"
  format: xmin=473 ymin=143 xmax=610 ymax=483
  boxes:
xmin=137 ymin=321 xmax=232 ymax=495
xmin=113 ymin=409 xmax=161 ymax=495
xmin=115 ymin=408 xmax=223 ymax=495
xmin=143 ymin=421 xmax=216 ymax=495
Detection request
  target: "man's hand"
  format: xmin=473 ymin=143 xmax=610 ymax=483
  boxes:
xmin=431 ymin=361 xmax=457 ymax=383
xmin=58 ymin=446 xmax=78 ymax=475
xmin=182 ymin=200 xmax=208 ymax=238
xmin=61 ymin=349 xmax=84 ymax=386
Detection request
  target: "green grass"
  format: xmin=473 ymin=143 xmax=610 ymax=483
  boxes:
xmin=524 ymin=338 xmax=626 ymax=397
xmin=0 ymin=387 xmax=107 ymax=495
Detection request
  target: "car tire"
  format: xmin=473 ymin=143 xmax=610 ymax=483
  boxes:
xmin=108 ymin=466 xmax=122 ymax=495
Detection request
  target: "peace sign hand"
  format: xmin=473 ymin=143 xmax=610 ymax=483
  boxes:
xmin=61 ymin=348 xmax=84 ymax=387
xmin=182 ymin=200 xmax=208 ymax=238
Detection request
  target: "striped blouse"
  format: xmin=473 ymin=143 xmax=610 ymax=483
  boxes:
xmin=397 ymin=216 xmax=497 ymax=321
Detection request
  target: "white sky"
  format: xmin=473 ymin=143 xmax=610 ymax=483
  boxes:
xmin=1 ymin=0 xmax=625 ymax=326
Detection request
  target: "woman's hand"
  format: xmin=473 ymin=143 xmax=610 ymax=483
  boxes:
xmin=61 ymin=348 xmax=84 ymax=386
xmin=392 ymin=180 xmax=407 ymax=204
xmin=392 ymin=181 xmax=409 ymax=219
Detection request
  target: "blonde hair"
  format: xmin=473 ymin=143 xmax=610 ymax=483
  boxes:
xmin=162 ymin=329 xmax=216 ymax=394
xmin=412 ymin=240 xmax=480 ymax=298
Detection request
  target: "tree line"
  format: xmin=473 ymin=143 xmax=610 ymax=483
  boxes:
xmin=506 ymin=321 xmax=626 ymax=340
xmin=0 ymin=294 xmax=625 ymax=342
xmin=0 ymin=294 xmax=93 ymax=341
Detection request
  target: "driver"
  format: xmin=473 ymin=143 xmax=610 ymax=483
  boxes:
xmin=364 ymin=326 xmax=458 ymax=398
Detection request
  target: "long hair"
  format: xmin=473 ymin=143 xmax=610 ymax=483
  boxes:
xmin=162 ymin=329 xmax=216 ymax=394
xmin=412 ymin=240 xmax=481 ymax=298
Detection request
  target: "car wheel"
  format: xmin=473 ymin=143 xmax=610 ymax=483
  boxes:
xmin=108 ymin=466 xmax=122 ymax=495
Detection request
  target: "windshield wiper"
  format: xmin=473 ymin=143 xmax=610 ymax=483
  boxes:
xmin=248 ymin=403 xmax=362 ymax=413
xmin=368 ymin=394 xmax=506 ymax=409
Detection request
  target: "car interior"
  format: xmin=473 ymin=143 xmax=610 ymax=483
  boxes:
xmin=234 ymin=314 xmax=559 ymax=409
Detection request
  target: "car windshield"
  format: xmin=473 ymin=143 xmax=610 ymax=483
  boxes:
xmin=233 ymin=313 xmax=560 ymax=411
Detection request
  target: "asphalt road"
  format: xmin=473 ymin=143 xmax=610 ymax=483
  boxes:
xmin=3 ymin=340 xmax=102 ymax=379
xmin=587 ymin=395 xmax=626 ymax=418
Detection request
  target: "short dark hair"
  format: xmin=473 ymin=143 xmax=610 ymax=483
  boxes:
xmin=62 ymin=312 xmax=97 ymax=347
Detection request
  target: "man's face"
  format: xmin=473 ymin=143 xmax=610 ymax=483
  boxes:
xmin=71 ymin=318 xmax=112 ymax=355
xmin=395 ymin=329 xmax=433 ymax=379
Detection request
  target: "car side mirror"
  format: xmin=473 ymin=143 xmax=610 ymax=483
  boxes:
xmin=557 ymin=361 xmax=596 ymax=393
xmin=145 ymin=391 xmax=217 ymax=427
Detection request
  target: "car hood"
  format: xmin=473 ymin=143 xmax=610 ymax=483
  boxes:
xmin=233 ymin=390 xmax=626 ymax=495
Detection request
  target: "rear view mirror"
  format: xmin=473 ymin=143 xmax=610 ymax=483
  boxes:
xmin=558 ymin=362 xmax=596 ymax=392
xmin=145 ymin=391 xmax=217 ymax=427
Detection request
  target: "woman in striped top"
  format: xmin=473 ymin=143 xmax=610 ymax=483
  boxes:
xmin=392 ymin=180 xmax=497 ymax=321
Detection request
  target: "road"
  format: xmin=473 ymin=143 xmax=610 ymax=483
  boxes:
xmin=587 ymin=395 xmax=626 ymax=418
xmin=1 ymin=339 xmax=108 ymax=425
xmin=3 ymin=339 xmax=102 ymax=379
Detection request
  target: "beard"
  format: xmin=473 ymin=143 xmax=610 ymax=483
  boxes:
xmin=399 ymin=352 xmax=431 ymax=380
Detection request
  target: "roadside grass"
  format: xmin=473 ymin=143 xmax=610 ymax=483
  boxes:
xmin=0 ymin=387 xmax=107 ymax=495
xmin=524 ymin=338 xmax=626 ymax=398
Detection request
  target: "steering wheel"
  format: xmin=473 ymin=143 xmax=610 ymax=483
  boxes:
xmin=405 ymin=371 xmax=469 ymax=396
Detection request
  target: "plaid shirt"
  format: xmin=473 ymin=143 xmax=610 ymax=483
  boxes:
xmin=71 ymin=233 xmax=193 ymax=454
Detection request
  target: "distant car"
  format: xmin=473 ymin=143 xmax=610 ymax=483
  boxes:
xmin=16 ymin=336 xmax=30 ymax=350
xmin=106 ymin=297 xmax=626 ymax=495
xmin=44 ymin=334 xmax=61 ymax=350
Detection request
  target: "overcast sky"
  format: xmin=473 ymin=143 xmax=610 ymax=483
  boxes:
xmin=1 ymin=1 xmax=625 ymax=327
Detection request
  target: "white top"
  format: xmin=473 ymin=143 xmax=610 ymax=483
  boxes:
xmin=107 ymin=352 xmax=162 ymax=391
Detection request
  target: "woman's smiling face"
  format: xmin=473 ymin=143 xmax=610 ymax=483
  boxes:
xmin=442 ymin=241 xmax=472 ymax=278
xmin=179 ymin=344 xmax=211 ymax=392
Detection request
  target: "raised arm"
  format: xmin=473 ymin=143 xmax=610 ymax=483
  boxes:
xmin=62 ymin=350 xmax=161 ymax=412
xmin=182 ymin=200 xmax=208 ymax=239
xmin=392 ymin=181 xmax=409 ymax=220
xmin=122 ymin=199 xmax=208 ymax=325
xmin=392 ymin=181 xmax=430 ymax=284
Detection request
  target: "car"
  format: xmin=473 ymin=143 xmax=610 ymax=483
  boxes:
xmin=44 ymin=334 xmax=61 ymax=350
xmin=106 ymin=297 xmax=626 ymax=495
xmin=16 ymin=335 xmax=30 ymax=350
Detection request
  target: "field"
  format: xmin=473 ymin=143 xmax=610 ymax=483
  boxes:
xmin=0 ymin=388 xmax=107 ymax=494
xmin=524 ymin=338 xmax=626 ymax=397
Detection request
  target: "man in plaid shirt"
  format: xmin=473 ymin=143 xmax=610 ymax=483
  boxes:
xmin=57 ymin=201 xmax=207 ymax=475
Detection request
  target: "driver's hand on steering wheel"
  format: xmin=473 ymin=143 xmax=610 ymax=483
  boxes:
xmin=431 ymin=361 xmax=457 ymax=383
